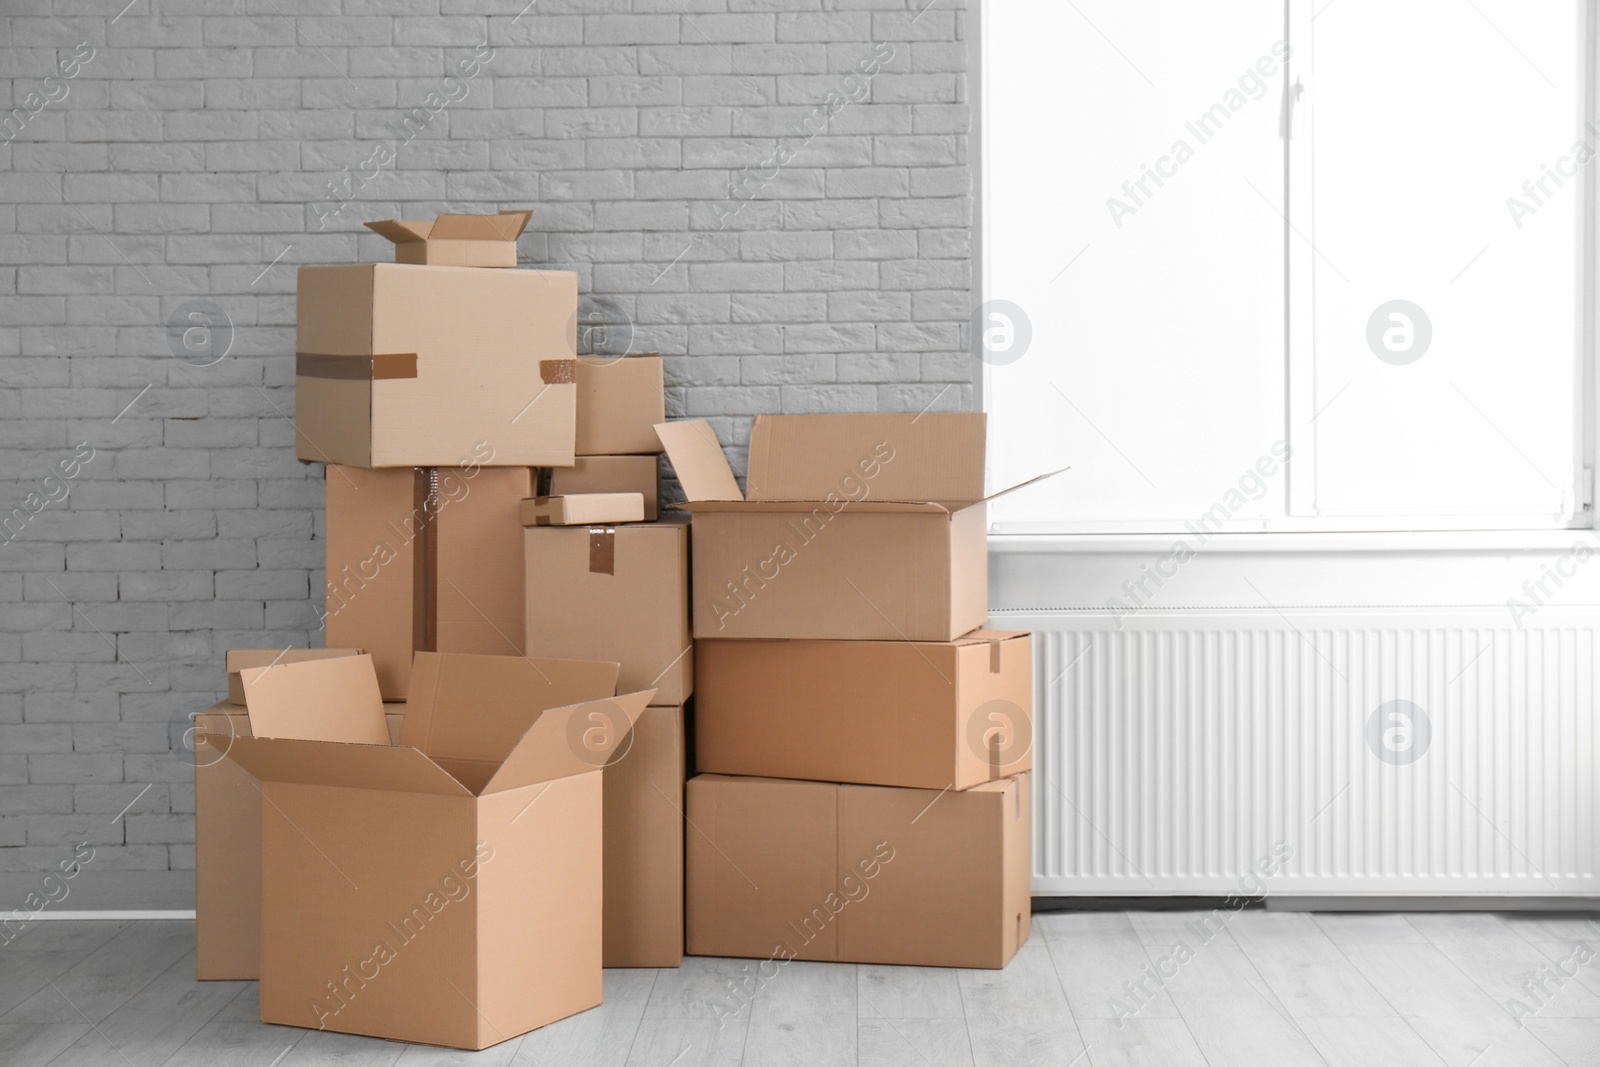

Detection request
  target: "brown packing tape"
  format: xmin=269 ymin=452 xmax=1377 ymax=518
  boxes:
xmin=588 ymin=528 xmax=615 ymax=575
xmin=296 ymin=353 xmax=418 ymax=381
xmin=989 ymin=638 xmax=1002 ymax=674
xmin=540 ymin=359 xmax=575 ymax=385
xmin=417 ymin=468 xmax=438 ymax=653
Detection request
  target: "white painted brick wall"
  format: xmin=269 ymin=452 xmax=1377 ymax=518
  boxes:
xmin=0 ymin=0 xmax=971 ymax=898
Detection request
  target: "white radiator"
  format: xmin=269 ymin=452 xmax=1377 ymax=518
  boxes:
xmin=1002 ymin=609 xmax=1600 ymax=897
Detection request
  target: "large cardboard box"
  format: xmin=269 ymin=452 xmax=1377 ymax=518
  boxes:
xmin=656 ymin=414 xmax=1057 ymax=641
xmin=603 ymin=703 xmax=686 ymax=968
xmin=224 ymin=647 xmax=361 ymax=706
xmin=523 ymin=519 xmax=692 ymax=705
xmin=227 ymin=652 xmax=649 ymax=1050
xmin=549 ymin=455 xmax=660 ymax=521
xmin=325 ymin=465 xmax=531 ymax=700
xmin=685 ymin=773 xmax=1031 ymax=969
xmin=575 ymin=354 xmax=665 ymax=456
xmin=295 ymin=262 xmax=577 ymax=468
xmin=366 ymin=210 xmax=532 ymax=268
xmin=193 ymin=694 xmax=406 ymax=981
xmin=696 ymin=631 xmax=1032 ymax=790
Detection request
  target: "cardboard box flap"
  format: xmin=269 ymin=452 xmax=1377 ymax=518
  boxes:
xmin=401 ymin=651 xmax=620 ymax=765
xmin=364 ymin=219 xmax=434 ymax=244
xmin=746 ymin=413 xmax=985 ymax=505
xmin=238 ymin=655 xmax=390 ymax=745
xmin=952 ymin=630 xmax=1031 ymax=645
xmin=428 ymin=209 xmax=533 ymax=242
xmin=654 ymin=420 xmax=743 ymax=502
xmin=973 ymin=468 xmax=1069 ymax=507
xmin=483 ymin=689 xmax=656 ymax=794
xmin=225 ymin=647 xmax=362 ymax=675
xmin=225 ymin=736 xmax=473 ymax=797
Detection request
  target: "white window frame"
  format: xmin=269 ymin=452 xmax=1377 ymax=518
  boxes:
xmin=976 ymin=0 xmax=1600 ymax=540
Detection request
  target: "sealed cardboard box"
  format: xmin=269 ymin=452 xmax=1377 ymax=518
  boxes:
xmin=575 ymin=354 xmax=665 ymax=456
xmin=685 ymin=773 xmax=1031 ymax=969
xmin=193 ymin=693 xmax=406 ymax=981
xmin=603 ymin=703 xmax=686 ymax=968
xmin=696 ymin=631 xmax=1032 ymax=790
xmin=227 ymin=652 xmax=648 ymax=1050
xmin=549 ymin=455 xmax=660 ymax=521
xmin=325 ymin=465 xmax=531 ymax=699
xmin=523 ymin=519 xmax=692 ymax=705
xmin=366 ymin=210 xmax=532 ymax=268
xmin=656 ymin=414 xmax=1058 ymax=641
xmin=225 ymin=647 xmax=361 ymax=706
xmin=521 ymin=493 xmax=645 ymax=527
xmin=296 ymin=262 xmax=576 ymax=468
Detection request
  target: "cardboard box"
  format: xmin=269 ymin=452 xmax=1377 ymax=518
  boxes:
xmin=685 ymin=773 xmax=1031 ymax=969
xmin=696 ymin=631 xmax=1032 ymax=790
xmin=549 ymin=455 xmax=660 ymax=521
xmin=603 ymin=703 xmax=686 ymax=968
xmin=325 ymin=465 xmax=531 ymax=700
xmin=523 ymin=519 xmax=692 ymax=705
xmin=366 ymin=210 xmax=532 ymax=268
xmin=193 ymin=697 xmax=406 ymax=980
xmin=225 ymin=647 xmax=362 ymax=706
xmin=521 ymin=493 xmax=645 ymax=527
xmin=575 ymin=354 xmax=665 ymax=456
xmin=227 ymin=652 xmax=650 ymax=1050
xmin=296 ymin=262 xmax=576 ymax=468
xmin=655 ymin=414 xmax=1058 ymax=641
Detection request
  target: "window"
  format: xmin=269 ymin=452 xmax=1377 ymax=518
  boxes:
xmin=982 ymin=0 xmax=1593 ymax=534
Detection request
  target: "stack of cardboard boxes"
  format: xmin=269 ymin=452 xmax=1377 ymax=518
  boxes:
xmin=192 ymin=211 xmax=686 ymax=1050
xmin=655 ymin=413 xmax=1045 ymax=969
xmin=189 ymin=209 xmax=1049 ymax=1052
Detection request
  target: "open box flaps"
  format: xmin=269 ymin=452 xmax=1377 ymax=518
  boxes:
xmin=238 ymin=653 xmax=390 ymax=745
xmin=655 ymin=415 xmax=1063 ymax=514
xmin=365 ymin=210 xmax=533 ymax=267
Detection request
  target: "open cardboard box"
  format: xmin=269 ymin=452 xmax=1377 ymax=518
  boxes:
xmin=295 ymin=260 xmax=576 ymax=468
xmin=366 ymin=209 xmax=533 ymax=268
xmin=226 ymin=652 xmax=652 ymax=1049
xmin=696 ymin=631 xmax=1032 ymax=790
xmin=224 ymin=647 xmax=362 ymax=706
xmin=655 ymin=413 xmax=1060 ymax=641
xmin=686 ymin=772 xmax=1031 ymax=969
xmin=325 ymin=465 xmax=531 ymax=699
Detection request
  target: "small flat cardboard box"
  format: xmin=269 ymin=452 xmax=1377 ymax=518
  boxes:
xmin=194 ymin=694 xmax=406 ymax=981
xmin=685 ymin=773 xmax=1031 ymax=969
xmin=576 ymin=354 xmax=665 ymax=456
xmin=521 ymin=493 xmax=645 ymax=527
xmin=696 ymin=631 xmax=1032 ymax=790
xmin=603 ymin=703 xmax=686 ymax=968
xmin=227 ymin=652 xmax=649 ymax=1050
xmin=523 ymin=519 xmax=692 ymax=705
xmin=326 ymin=465 xmax=532 ymax=700
xmin=550 ymin=455 xmax=660 ymax=521
xmin=224 ymin=647 xmax=362 ymax=706
xmin=655 ymin=414 xmax=1059 ymax=641
xmin=367 ymin=209 xmax=532 ymax=268
xmin=296 ymin=262 xmax=576 ymax=468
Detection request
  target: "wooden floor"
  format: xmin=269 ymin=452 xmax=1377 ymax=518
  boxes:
xmin=2 ymin=911 xmax=1598 ymax=1065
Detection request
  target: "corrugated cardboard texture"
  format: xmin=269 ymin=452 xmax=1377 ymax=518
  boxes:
xmin=239 ymin=654 xmax=391 ymax=745
xmin=326 ymin=466 xmax=531 ymax=699
xmin=366 ymin=210 xmax=532 ymax=268
xmin=696 ymin=632 xmax=1033 ymax=789
xmin=685 ymin=774 xmax=1031 ymax=969
xmin=550 ymin=455 xmax=660 ymax=521
xmin=746 ymin=413 xmax=985 ymax=505
xmin=434 ymin=467 xmax=532 ymax=661
xmin=575 ymin=355 xmax=666 ymax=456
xmin=520 ymin=493 xmax=645 ymax=527
xmin=653 ymin=420 xmax=742 ymax=502
xmin=225 ymin=647 xmax=361 ymax=705
xmin=194 ymin=707 xmax=404 ymax=982
xmin=687 ymin=508 xmax=986 ymax=641
xmin=296 ymin=264 xmax=577 ymax=468
xmin=524 ymin=521 xmax=692 ymax=704
xmin=603 ymin=704 xmax=686 ymax=968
